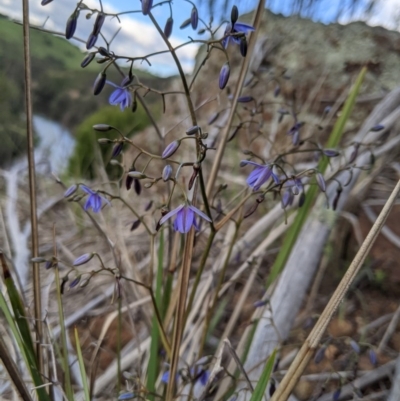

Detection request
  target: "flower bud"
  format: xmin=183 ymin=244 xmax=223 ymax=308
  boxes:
xmin=315 ymin=173 xmax=326 ymax=192
xmin=73 ymin=253 xmax=94 ymax=266
xmin=93 ymin=124 xmax=113 ymax=132
xmin=274 ymin=85 xmax=280 ymax=97
xmin=162 ymin=165 xmax=173 ymax=181
xmin=208 ymin=112 xmax=220 ymax=125
xmin=350 ymin=339 xmax=360 ymax=354
xmin=298 ymin=192 xmax=306 ymax=207
xmin=69 ymin=276 xmax=81 ymax=289
xmin=371 ymin=124 xmax=384 ymax=132
xmin=93 ymin=72 xmax=106 ymax=96
xmin=93 ymin=12 xmax=105 ymax=35
xmin=314 ymin=346 xmax=326 ymax=364
xmin=98 ymin=46 xmax=110 ymax=57
xmin=81 ymin=52 xmax=96 ymax=68
xmin=66 ymin=10 xmax=79 ymax=40
xmin=142 ymin=0 xmax=153 ymax=15
xmin=186 ymin=125 xmax=199 ymax=135
xmin=41 ymin=0 xmax=53 ymax=5
xmin=369 ymin=349 xmax=377 ymax=366
xmin=253 ymin=299 xmax=268 ymax=308
xmin=130 ymin=220 xmax=141 ymax=231
xmin=240 ymin=37 xmax=247 ymax=57
xmin=180 ymin=18 xmax=191 ymax=29
xmin=111 ymin=142 xmax=123 ymax=158
xmin=333 ymin=388 xmax=341 ymax=401
xmin=86 ymin=32 xmax=98 ymax=50
xmin=126 ymin=173 xmax=133 ymax=190
xmin=191 ymin=7 xmax=198 ymax=29
xmin=237 ymin=96 xmax=253 ymax=103
xmin=127 ymin=171 xmax=147 ymax=179
xmin=219 ymin=62 xmax=230 ymax=90
xmin=64 ymin=185 xmax=78 ymax=198
xmin=162 ymin=140 xmax=180 ymax=159
xmin=134 ymin=178 xmax=141 ymax=195
xmin=164 ymin=17 xmax=173 ymax=38
xmin=323 ymin=149 xmax=340 ymax=157
xmin=231 ymin=5 xmax=239 ymax=24
xmin=79 ymin=277 xmax=91 ymax=288
xmin=198 ymin=28 xmax=206 ymax=34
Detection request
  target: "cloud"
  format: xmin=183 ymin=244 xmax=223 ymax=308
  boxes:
xmin=0 ymin=0 xmax=199 ymax=76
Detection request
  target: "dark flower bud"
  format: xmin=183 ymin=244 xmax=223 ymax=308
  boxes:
xmin=208 ymin=112 xmax=220 ymax=125
xmin=254 ymin=299 xmax=268 ymax=308
xmin=73 ymin=253 xmax=94 ymax=266
xmin=219 ymin=62 xmax=230 ymax=90
xmin=93 ymin=12 xmax=105 ymax=35
xmin=141 ymin=0 xmax=153 ymax=15
xmin=134 ymin=179 xmax=141 ymax=195
xmin=282 ymin=191 xmax=294 ymax=208
xmin=41 ymin=0 xmax=53 ymax=5
xmin=144 ymin=200 xmax=153 ymax=211
xmin=316 ymin=173 xmax=326 ymax=192
xmin=240 ymin=37 xmax=247 ymax=57
xmin=126 ymin=173 xmax=133 ymax=190
xmin=93 ymin=124 xmax=113 ymax=132
xmin=93 ymin=72 xmax=106 ymax=96
xmin=131 ymin=98 xmax=138 ymax=113
xmin=244 ymin=202 xmax=259 ymax=218
xmin=86 ymin=32 xmax=98 ymax=50
xmin=198 ymin=28 xmax=206 ymax=34
xmin=66 ymin=10 xmax=79 ymax=40
xmin=323 ymin=149 xmax=340 ymax=157
xmin=64 ymin=185 xmax=78 ymax=198
xmin=269 ymin=380 xmax=276 ymax=397
xmin=231 ymin=5 xmax=239 ymax=24
xmin=323 ymin=105 xmax=332 ymax=114
xmin=81 ymin=52 xmax=96 ymax=68
xmin=97 ymin=57 xmax=110 ymax=64
xmin=162 ymin=140 xmax=180 ymax=159
xmin=371 ymin=124 xmax=384 ymax=132
xmin=332 ymin=187 xmax=342 ymax=210
xmin=118 ymin=392 xmax=136 ymax=400
xmin=164 ymin=17 xmax=173 ymax=38
xmin=162 ymin=165 xmax=173 ymax=181
xmin=350 ymin=339 xmax=360 ymax=354
xmin=237 ymin=96 xmax=253 ymax=103
xmin=314 ymin=346 xmax=326 ymax=364
xmin=333 ymin=388 xmax=341 ymax=401
xmin=186 ymin=125 xmax=199 ymax=135
xmin=191 ymin=7 xmax=198 ymax=30
xmin=112 ymin=142 xmax=123 ymax=158
xmin=98 ymin=46 xmax=110 ymax=57
xmin=60 ymin=276 xmax=68 ymax=294
xmin=298 ymin=192 xmax=306 ymax=207
xmin=370 ymin=152 xmax=375 ymax=167
xmin=130 ymin=220 xmax=141 ymax=231
xmin=180 ymin=18 xmax=191 ymax=29
xmin=274 ymin=85 xmax=280 ymax=97
xmin=69 ymin=276 xmax=81 ymax=289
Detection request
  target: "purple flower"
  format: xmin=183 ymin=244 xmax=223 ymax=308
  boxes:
xmin=106 ymin=80 xmax=132 ymax=111
xmin=159 ymin=204 xmax=212 ymax=233
xmin=241 ymin=160 xmax=278 ymax=191
xmin=222 ymin=21 xmax=255 ymax=48
xmin=81 ymin=185 xmax=110 ymax=213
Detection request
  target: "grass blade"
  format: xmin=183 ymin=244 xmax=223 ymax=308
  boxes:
xmin=74 ymin=327 xmax=90 ymax=401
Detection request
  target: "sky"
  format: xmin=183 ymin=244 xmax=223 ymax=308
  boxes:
xmin=0 ymin=0 xmax=399 ymax=76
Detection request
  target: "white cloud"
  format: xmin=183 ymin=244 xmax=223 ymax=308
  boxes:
xmin=0 ymin=0 xmax=199 ymax=76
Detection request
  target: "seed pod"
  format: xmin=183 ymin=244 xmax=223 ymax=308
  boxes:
xmin=332 ymin=188 xmax=342 ymax=210
xmin=231 ymin=5 xmax=239 ymax=24
xmin=126 ymin=173 xmax=133 ymax=190
xmin=86 ymin=32 xmax=98 ymax=50
xmin=141 ymin=0 xmax=153 ymax=15
xmin=240 ymin=37 xmax=247 ymax=57
xmin=180 ymin=18 xmax=191 ymax=29
xmin=73 ymin=253 xmax=94 ymax=266
xmin=219 ymin=62 xmax=230 ymax=90
xmin=66 ymin=10 xmax=79 ymax=40
xmin=188 ymin=164 xmax=199 ymax=190
xmin=298 ymin=192 xmax=306 ymax=207
xmin=191 ymin=7 xmax=198 ymax=30
xmin=93 ymin=12 xmax=105 ymax=35
xmin=93 ymin=72 xmax=106 ymax=95
xmin=244 ymin=201 xmax=259 ymax=218
xmin=164 ymin=17 xmax=173 ymax=38
xmin=81 ymin=52 xmax=96 ymax=68
xmin=162 ymin=165 xmax=173 ymax=181
xmin=186 ymin=125 xmax=199 ymax=135
xmin=162 ymin=140 xmax=180 ymax=159
xmin=93 ymin=124 xmax=112 ymax=132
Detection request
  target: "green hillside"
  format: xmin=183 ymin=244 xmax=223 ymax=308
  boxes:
xmin=0 ymin=14 xmax=165 ymax=168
